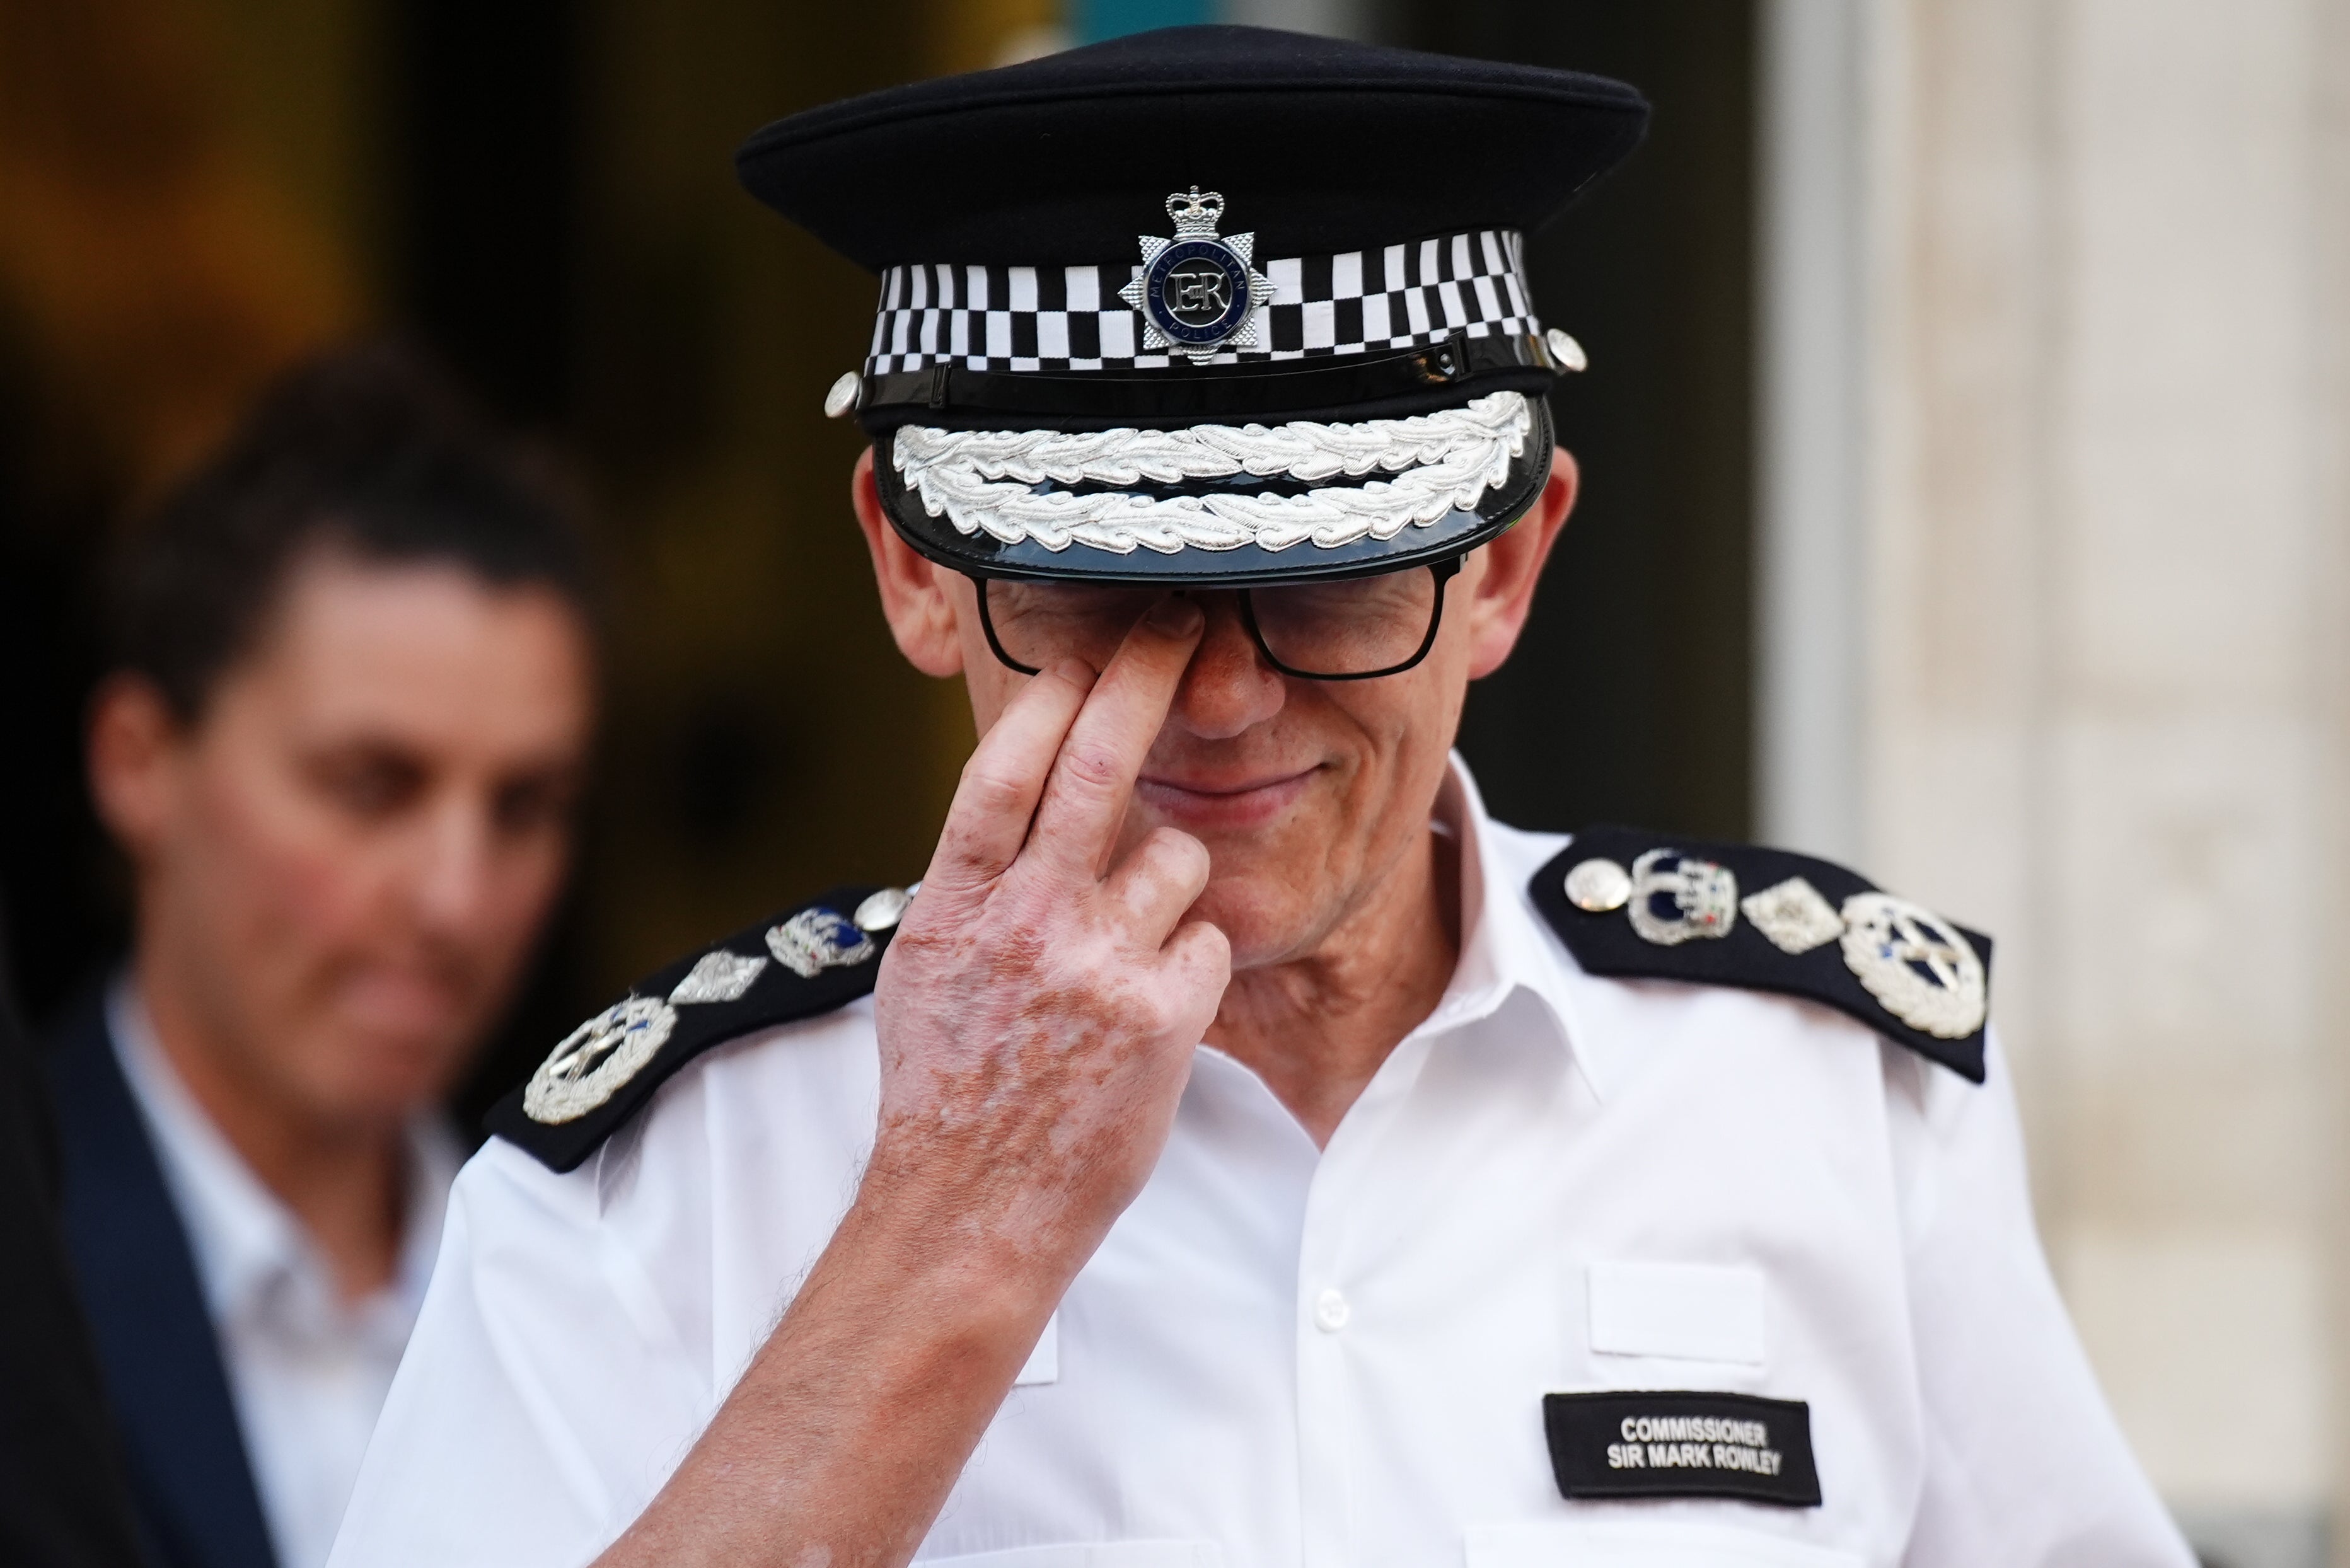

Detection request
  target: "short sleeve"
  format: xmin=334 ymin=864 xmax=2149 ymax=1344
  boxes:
xmin=1890 ymin=1032 xmax=2197 ymax=1567
xmin=326 ymin=1134 xmax=714 ymax=1568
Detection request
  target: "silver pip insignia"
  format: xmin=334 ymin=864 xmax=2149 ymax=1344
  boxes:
xmin=668 ymin=949 xmax=768 ymax=1006
xmin=1741 ymin=877 xmax=1844 ymax=956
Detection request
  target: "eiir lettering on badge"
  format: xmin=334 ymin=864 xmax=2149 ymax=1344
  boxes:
xmin=1169 ymin=266 xmax=1230 ymax=315
xmin=1543 ymin=1391 xmax=1822 ymax=1507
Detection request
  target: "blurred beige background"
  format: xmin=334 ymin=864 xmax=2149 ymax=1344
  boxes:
xmin=1757 ymin=6 xmax=2350 ymax=1565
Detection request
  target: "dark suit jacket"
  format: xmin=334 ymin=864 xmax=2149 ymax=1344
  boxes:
xmin=0 ymin=977 xmax=147 ymax=1568
xmin=44 ymin=990 xmax=280 ymax=1568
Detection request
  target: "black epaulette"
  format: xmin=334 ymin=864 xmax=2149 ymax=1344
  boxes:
xmin=1531 ymin=827 xmax=1992 ymax=1083
xmin=487 ymin=884 xmax=912 ymax=1172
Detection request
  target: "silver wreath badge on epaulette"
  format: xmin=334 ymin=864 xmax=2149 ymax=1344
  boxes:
xmin=524 ymin=996 xmax=678 ymax=1125
xmin=1839 ymin=892 xmax=1986 ymax=1039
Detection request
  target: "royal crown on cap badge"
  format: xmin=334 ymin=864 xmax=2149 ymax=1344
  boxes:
xmin=1118 ymin=187 xmax=1274 ymax=360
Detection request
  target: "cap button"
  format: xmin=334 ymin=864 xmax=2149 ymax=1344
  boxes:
xmin=823 ymin=371 xmax=862 ymax=418
xmin=1546 ymin=329 xmax=1588 ymax=372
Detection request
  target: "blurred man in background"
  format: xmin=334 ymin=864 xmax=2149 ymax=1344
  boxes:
xmin=43 ymin=344 xmax=598 ymax=1568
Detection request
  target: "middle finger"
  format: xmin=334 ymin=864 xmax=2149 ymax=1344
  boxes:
xmin=1021 ymin=595 xmax=1203 ymax=884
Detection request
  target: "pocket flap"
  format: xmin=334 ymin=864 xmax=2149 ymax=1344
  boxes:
xmin=918 ymin=1543 xmax=1222 ymax=1568
xmin=1587 ymin=1260 xmax=1766 ymax=1364
xmin=1467 ymin=1519 xmax=1858 ymax=1568
xmin=1015 ymin=1312 xmax=1059 ymax=1386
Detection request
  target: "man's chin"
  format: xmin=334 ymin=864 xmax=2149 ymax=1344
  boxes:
xmin=1189 ymin=875 xmax=1336 ymax=973
xmin=303 ymin=1015 xmax=481 ymax=1123
xmin=307 ymin=1056 xmax=465 ymax=1129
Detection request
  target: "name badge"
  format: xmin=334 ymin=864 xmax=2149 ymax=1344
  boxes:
xmin=1543 ymin=1391 xmax=1822 ymax=1508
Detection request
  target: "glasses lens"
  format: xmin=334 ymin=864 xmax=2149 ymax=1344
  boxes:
xmin=1248 ymin=568 xmax=1441 ymax=676
xmin=982 ymin=579 xmax=1169 ymax=672
xmin=980 ymin=566 xmax=1446 ymax=679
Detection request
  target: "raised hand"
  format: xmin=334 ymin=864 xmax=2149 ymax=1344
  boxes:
xmin=868 ymin=596 xmax=1232 ymax=1266
xmin=595 ymin=598 xmax=1228 ymax=1568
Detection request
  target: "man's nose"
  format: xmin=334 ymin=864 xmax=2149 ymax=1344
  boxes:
xmin=407 ymin=793 xmax=499 ymax=939
xmin=1169 ymin=596 xmax=1285 ymax=739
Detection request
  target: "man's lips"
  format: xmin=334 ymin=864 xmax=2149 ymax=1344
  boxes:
xmin=1133 ymin=767 xmax=1316 ymax=829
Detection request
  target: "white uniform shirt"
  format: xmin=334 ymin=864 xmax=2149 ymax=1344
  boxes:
xmin=330 ymin=761 xmax=2192 ymax=1568
xmin=112 ymin=981 xmax=461 ymax=1568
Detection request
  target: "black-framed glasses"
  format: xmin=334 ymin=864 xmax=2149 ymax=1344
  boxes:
xmin=966 ymin=556 xmax=1463 ymax=681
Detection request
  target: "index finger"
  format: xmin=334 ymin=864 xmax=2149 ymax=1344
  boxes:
xmin=921 ymin=660 xmax=1096 ymax=896
xmin=1022 ymin=596 xmax=1205 ymax=882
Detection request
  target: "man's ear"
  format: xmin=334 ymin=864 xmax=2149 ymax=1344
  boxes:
xmin=852 ymin=447 xmax=964 ymax=677
xmin=1462 ymin=445 xmax=1578 ymax=680
xmin=87 ymin=673 xmax=185 ymax=868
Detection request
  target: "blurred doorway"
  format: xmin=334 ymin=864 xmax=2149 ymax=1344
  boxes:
xmin=1404 ymin=3 xmax=1758 ymax=841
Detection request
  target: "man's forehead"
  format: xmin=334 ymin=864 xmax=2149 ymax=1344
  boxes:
xmin=222 ymin=555 xmax=591 ymax=746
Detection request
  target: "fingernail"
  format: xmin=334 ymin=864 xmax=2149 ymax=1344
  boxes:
xmin=1145 ymin=596 xmax=1203 ymax=635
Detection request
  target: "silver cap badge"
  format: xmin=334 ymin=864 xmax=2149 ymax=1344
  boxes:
xmin=1118 ymin=187 xmax=1275 ymax=360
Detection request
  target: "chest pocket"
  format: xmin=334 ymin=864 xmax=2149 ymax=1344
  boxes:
xmin=917 ymin=1545 xmax=1224 ymax=1568
xmin=1587 ymin=1260 xmax=1767 ymax=1366
xmin=1467 ymin=1520 xmax=1858 ymax=1568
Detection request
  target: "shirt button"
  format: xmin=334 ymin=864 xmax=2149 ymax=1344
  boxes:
xmin=1314 ymin=1288 xmax=1352 ymax=1333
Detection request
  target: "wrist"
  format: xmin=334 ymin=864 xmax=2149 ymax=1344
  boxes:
xmin=832 ymin=1148 xmax=1086 ymax=1341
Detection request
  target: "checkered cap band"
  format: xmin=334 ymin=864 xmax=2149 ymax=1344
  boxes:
xmin=867 ymin=229 xmax=1535 ymax=374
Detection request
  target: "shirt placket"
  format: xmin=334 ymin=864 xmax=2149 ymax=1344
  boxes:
xmin=1291 ymin=1031 xmax=1439 ymax=1568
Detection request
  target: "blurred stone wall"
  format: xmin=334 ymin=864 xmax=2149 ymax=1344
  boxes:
xmin=1763 ymin=3 xmax=2350 ymax=1562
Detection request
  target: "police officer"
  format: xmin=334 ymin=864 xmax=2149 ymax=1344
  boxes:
xmin=330 ymin=26 xmax=2194 ymax=1568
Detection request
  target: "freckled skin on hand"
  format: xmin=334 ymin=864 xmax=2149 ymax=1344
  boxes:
xmin=869 ymin=628 xmax=1229 ymax=1267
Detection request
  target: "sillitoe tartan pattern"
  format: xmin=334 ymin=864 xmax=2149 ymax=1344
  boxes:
xmin=865 ymin=229 xmax=1537 ymax=375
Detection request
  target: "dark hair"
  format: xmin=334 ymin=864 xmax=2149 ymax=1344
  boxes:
xmin=110 ymin=340 xmax=596 ymax=720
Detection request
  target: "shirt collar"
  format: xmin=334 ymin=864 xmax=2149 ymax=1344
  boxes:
xmin=1413 ymin=756 xmax=1629 ymax=1102
xmin=107 ymin=974 xmax=461 ymax=1334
